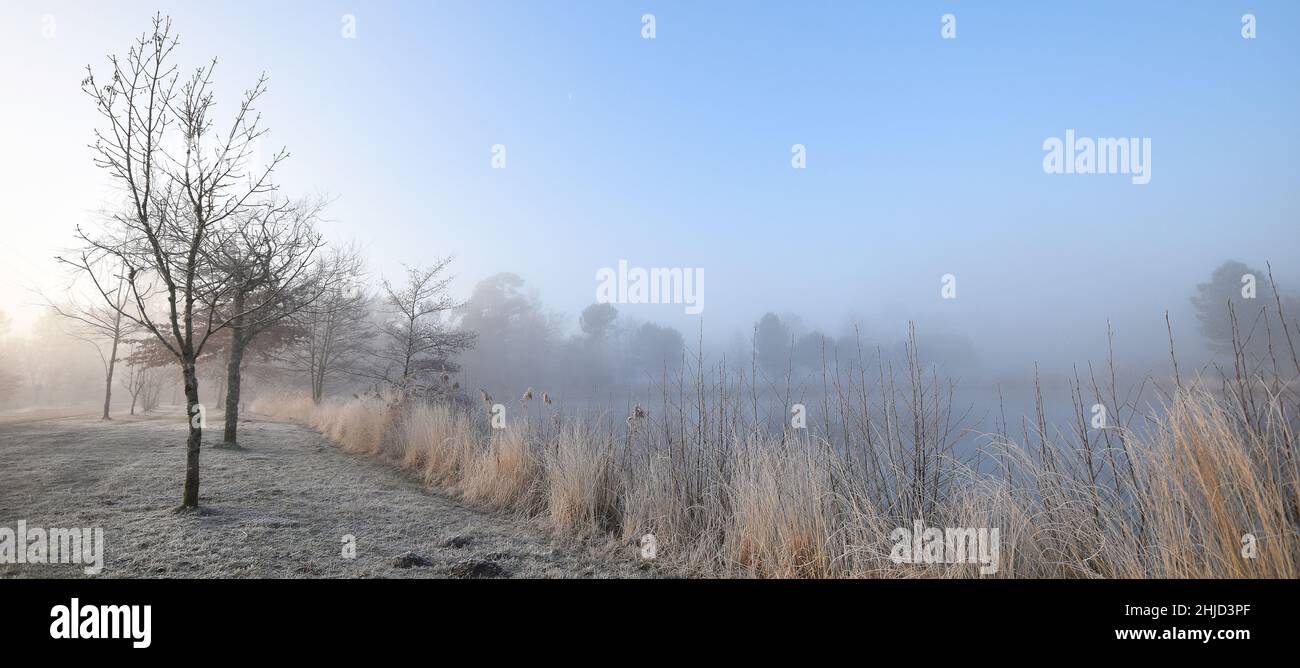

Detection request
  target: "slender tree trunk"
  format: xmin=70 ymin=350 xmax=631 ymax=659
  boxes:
xmin=311 ymin=355 xmax=325 ymax=403
xmin=101 ymin=315 xmax=122 ymax=420
xmin=223 ymin=292 xmax=247 ymax=445
xmin=223 ymin=334 xmax=247 ymax=444
xmin=101 ymin=364 xmax=115 ymax=419
xmin=181 ymin=357 xmax=202 ymax=509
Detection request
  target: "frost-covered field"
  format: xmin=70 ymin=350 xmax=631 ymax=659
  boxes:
xmin=0 ymin=412 xmax=651 ymax=578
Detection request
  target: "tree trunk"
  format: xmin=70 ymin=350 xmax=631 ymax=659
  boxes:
xmin=223 ymin=333 xmax=247 ymax=445
xmin=101 ymin=365 xmax=115 ymax=419
xmin=223 ymin=291 xmax=247 ymax=445
xmin=181 ymin=359 xmax=202 ymax=509
xmin=311 ymin=359 xmax=324 ymax=404
xmin=101 ymin=317 xmax=121 ymax=420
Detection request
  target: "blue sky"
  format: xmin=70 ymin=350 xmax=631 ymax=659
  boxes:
xmin=2 ymin=0 xmax=1298 ymax=367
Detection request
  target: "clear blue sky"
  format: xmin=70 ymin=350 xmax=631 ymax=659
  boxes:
xmin=2 ymin=0 xmax=1298 ymax=367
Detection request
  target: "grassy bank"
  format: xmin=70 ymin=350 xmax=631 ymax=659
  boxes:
xmin=252 ymin=361 xmax=1298 ymax=578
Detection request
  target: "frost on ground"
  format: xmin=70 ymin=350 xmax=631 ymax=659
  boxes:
xmin=0 ymin=412 xmax=656 ymax=578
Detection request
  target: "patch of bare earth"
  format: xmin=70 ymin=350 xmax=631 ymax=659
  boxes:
xmin=0 ymin=413 xmax=659 ymax=578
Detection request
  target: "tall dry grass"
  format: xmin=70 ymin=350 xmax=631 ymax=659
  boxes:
xmin=252 ymin=324 xmax=1300 ymax=578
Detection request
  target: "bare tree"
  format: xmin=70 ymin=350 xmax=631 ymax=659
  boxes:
xmin=203 ymin=198 xmax=328 ymax=446
xmin=364 ymin=261 xmax=475 ymax=394
xmin=279 ymin=245 xmax=370 ymax=403
xmin=46 ymin=262 xmax=137 ymax=419
xmin=59 ymin=15 xmax=287 ymax=509
xmin=119 ymin=354 xmax=154 ymax=415
xmin=118 ymin=339 xmax=170 ymax=416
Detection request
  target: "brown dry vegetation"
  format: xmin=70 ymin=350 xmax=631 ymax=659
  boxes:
xmin=253 ymin=329 xmax=1300 ymax=578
